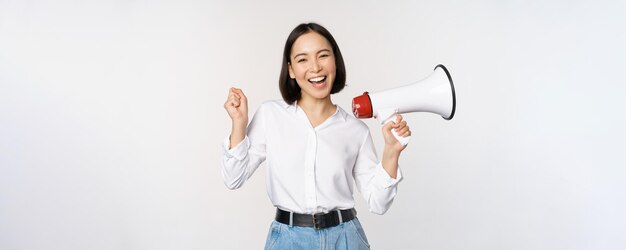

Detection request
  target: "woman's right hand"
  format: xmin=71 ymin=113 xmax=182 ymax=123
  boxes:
xmin=224 ymin=87 xmax=248 ymax=149
xmin=224 ymin=87 xmax=249 ymax=125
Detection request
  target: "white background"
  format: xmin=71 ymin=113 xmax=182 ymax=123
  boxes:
xmin=1 ymin=0 xmax=626 ymax=249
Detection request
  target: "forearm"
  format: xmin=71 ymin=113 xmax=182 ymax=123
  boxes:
xmin=229 ymin=120 xmax=247 ymax=149
xmin=381 ymin=146 xmax=401 ymax=179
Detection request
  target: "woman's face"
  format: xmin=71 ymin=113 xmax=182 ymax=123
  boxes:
xmin=288 ymin=32 xmax=336 ymax=102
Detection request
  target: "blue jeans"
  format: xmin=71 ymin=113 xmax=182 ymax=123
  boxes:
xmin=264 ymin=218 xmax=370 ymax=250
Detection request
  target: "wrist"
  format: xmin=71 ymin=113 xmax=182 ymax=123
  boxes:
xmin=383 ymin=146 xmax=401 ymax=160
xmin=233 ymin=115 xmax=248 ymax=124
xmin=229 ymin=120 xmax=247 ymax=149
xmin=382 ymin=147 xmax=400 ymax=179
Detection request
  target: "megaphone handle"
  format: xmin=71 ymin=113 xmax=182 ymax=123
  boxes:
xmin=383 ymin=117 xmax=411 ymax=146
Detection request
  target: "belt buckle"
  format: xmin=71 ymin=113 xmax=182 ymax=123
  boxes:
xmin=312 ymin=213 xmax=323 ymax=230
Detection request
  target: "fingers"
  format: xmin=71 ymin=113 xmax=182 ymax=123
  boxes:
xmin=225 ymin=87 xmax=248 ymax=108
xmin=389 ymin=115 xmax=404 ymax=128
xmin=224 ymin=89 xmax=240 ymax=109
xmin=395 ymin=114 xmax=402 ymax=124
xmin=391 ymin=114 xmax=411 ymax=137
xmin=224 ymin=87 xmax=249 ymax=124
xmin=382 ymin=119 xmax=395 ymax=132
xmin=395 ymin=125 xmax=411 ymax=137
xmin=230 ymin=87 xmax=247 ymax=104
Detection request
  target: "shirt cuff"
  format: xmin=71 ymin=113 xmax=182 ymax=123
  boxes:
xmin=222 ymin=136 xmax=250 ymax=161
xmin=371 ymin=163 xmax=403 ymax=189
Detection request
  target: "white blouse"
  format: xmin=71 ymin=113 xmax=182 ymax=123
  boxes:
xmin=221 ymin=100 xmax=402 ymax=215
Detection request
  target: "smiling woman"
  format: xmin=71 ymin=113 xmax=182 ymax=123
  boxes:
xmin=286 ymin=32 xmax=338 ymax=126
xmin=221 ymin=23 xmax=412 ymax=250
xmin=278 ymin=23 xmax=346 ymax=106
xmin=288 ymin=33 xmax=336 ymax=102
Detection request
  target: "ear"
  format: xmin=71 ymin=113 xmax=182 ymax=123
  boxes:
xmin=288 ymin=63 xmax=295 ymax=79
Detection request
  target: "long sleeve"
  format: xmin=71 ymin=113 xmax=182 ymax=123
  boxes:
xmin=220 ymin=102 xmax=403 ymax=214
xmin=353 ymin=132 xmax=403 ymax=215
xmin=221 ymin=104 xmax=267 ymax=190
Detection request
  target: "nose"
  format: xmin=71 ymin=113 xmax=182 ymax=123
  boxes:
xmin=311 ymin=60 xmax=322 ymax=72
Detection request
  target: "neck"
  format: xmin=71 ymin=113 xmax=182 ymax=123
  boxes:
xmin=297 ymin=95 xmax=335 ymax=116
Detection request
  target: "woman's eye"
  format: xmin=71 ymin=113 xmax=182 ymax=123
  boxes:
xmin=297 ymin=58 xmax=306 ymax=63
xmin=320 ymin=54 xmax=329 ymax=58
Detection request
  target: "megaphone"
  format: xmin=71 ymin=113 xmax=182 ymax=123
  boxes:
xmin=352 ymin=64 xmax=456 ymax=146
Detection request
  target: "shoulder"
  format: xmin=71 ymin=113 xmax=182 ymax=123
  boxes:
xmin=259 ymin=100 xmax=289 ymax=109
xmin=337 ymin=105 xmax=371 ymax=135
xmin=257 ymin=100 xmax=290 ymax=112
xmin=253 ymin=99 xmax=291 ymax=118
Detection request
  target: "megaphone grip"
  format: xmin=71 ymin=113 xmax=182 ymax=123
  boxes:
xmin=383 ymin=116 xmax=411 ymax=146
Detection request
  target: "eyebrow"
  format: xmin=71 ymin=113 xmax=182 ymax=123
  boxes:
xmin=293 ymin=49 xmax=331 ymax=59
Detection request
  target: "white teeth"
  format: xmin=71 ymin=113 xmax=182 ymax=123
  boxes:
xmin=308 ymin=76 xmax=326 ymax=83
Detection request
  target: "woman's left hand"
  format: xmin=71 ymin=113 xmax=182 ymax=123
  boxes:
xmin=382 ymin=114 xmax=411 ymax=152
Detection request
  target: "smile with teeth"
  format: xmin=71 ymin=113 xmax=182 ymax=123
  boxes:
xmin=308 ymin=76 xmax=327 ymax=84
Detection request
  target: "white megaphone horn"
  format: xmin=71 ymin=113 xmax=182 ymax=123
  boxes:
xmin=352 ymin=64 xmax=457 ymax=146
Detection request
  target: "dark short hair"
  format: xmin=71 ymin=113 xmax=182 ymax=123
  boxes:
xmin=279 ymin=23 xmax=346 ymax=104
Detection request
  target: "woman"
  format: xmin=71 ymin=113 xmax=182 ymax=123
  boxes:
xmin=222 ymin=23 xmax=411 ymax=250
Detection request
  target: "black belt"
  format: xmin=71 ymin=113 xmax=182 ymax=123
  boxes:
xmin=275 ymin=208 xmax=356 ymax=230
